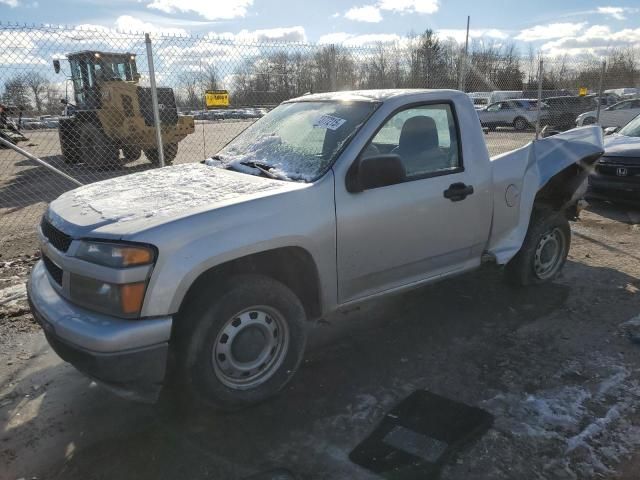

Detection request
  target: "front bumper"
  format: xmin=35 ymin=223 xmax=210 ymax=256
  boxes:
xmin=588 ymin=175 xmax=640 ymax=204
xmin=28 ymin=260 xmax=172 ymax=402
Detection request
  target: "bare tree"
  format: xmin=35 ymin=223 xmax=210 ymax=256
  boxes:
xmin=2 ymin=74 xmax=31 ymax=110
xmin=25 ymin=73 xmax=49 ymax=114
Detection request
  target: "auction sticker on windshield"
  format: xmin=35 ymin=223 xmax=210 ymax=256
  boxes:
xmin=314 ymin=114 xmax=346 ymax=130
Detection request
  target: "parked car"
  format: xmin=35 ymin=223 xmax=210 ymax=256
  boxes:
xmin=544 ymin=95 xmax=597 ymax=130
xmin=28 ymin=89 xmax=603 ymax=408
xmin=576 ymin=99 xmax=640 ymax=128
xmin=477 ymin=99 xmax=549 ymax=131
xmin=588 ymin=113 xmax=640 ymax=204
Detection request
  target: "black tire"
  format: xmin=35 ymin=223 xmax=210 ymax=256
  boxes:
xmin=176 ymin=274 xmax=307 ymax=410
xmin=122 ymin=145 xmax=142 ymax=162
xmin=513 ymin=117 xmax=528 ymax=131
xmin=144 ymin=143 xmax=177 ymax=166
xmin=504 ymin=207 xmax=571 ymax=286
xmin=78 ymin=123 xmax=119 ymax=167
xmin=164 ymin=143 xmax=178 ymax=164
xmin=58 ymin=118 xmax=80 ymax=163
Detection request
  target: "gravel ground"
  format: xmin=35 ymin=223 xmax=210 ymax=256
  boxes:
xmin=1 ymin=200 xmax=639 ymax=480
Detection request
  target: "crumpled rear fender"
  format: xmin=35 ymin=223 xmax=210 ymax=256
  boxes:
xmin=487 ymin=126 xmax=604 ymax=264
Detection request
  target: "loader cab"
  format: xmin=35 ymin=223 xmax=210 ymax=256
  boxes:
xmin=66 ymin=51 xmax=139 ymax=111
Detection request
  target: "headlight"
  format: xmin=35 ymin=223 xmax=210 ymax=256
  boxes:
xmin=75 ymin=241 xmax=155 ymax=268
xmin=69 ymin=274 xmax=147 ymax=317
xmin=71 ymin=241 xmax=156 ymax=317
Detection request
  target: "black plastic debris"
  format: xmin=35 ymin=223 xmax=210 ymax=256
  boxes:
xmin=349 ymin=390 xmax=493 ymax=479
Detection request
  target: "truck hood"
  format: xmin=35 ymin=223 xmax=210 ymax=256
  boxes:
xmin=604 ymin=134 xmax=640 ymax=158
xmin=47 ymin=163 xmax=304 ymax=237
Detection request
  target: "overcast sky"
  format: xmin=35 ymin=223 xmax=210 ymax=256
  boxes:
xmin=1 ymin=0 xmax=639 ymax=55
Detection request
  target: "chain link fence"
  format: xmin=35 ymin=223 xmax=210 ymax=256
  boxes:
xmin=1 ymin=23 xmax=638 ymax=258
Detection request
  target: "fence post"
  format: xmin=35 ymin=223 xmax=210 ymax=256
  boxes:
xmin=145 ymin=33 xmax=165 ymax=167
xmin=535 ymin=58 xmax=544 ymax=140
xmin=595 ymin=60 xmax=606 ymax=125
xmin=329 ymin=44 xmax=337 ymax=91
xmin=458 ymin=15 xmax=470 ymax=91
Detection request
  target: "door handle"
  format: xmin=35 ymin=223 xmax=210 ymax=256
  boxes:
xmin=444 ymin=182 xmax=474 ymax=202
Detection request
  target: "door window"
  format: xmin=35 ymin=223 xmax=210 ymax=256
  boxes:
xmin=363 ymin=104 xmax=460 ymax=179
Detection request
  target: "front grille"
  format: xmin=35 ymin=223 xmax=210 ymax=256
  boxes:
xmin=42 ymin=255 xmax=63 ymax=285
xmin=40 ymin=217 xmax=72 ymax=252
xmin=596 ymin=159 xmax=640 ymax=178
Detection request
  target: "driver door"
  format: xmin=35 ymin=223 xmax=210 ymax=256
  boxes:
xmin=334 ymin=103 xmax=492 ymax=303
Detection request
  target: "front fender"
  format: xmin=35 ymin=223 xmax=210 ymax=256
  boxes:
xmin=487 ymin=126 xmax=603 ymax=264
xmin=137 ymin=172 xmax=337 ymax=317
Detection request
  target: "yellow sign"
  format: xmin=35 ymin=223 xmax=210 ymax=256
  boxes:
xmin=579 ymin=87 xmax=588 ymax=96
xmin=205 ymin=90 xmax=229 ymax=108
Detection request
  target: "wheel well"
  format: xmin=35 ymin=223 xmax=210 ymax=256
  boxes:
xmin=179 ymin=247 xmax=322 ymax=320
xmin=534 ymin=163 xmax=589 ymax=212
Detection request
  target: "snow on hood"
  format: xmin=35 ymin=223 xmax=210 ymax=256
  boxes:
xmin=48 ymin=163 xmax=289 ymax=232
xmin=604 ymin=134 xmax=640 ymax=158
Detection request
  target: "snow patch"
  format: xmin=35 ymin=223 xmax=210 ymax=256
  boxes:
xmin=483 ymin=355 xmax=640 ymax=478
xmin=62 ymin=163 xmax=284 ymax=223
xmin=0 ymin=282 xmax=27 ymax=306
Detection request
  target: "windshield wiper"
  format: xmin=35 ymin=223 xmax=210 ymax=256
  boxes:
xmin=239 ymin=160 xmax=281 ymax=180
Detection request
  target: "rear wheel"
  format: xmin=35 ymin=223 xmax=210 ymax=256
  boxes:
xmin=144 ymin=143 xmax=178 ymax=166
xmin=513 ymin=117 xmax=528 ymax=131
xmin=504 ymin=207 xmax=571 ymax=286
xmin=176 ymin=274 xmax=307 ymax=410
xmin=122 ymin=145 xmax=142 ymax=162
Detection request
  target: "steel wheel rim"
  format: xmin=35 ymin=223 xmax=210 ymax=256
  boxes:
xmin=212 ymin=306 xmax=289 ymax=390
xmin=515 ymin=119 xmax=526 ymax=130
xmin=534 ymin=227 xmax=566 ymax=279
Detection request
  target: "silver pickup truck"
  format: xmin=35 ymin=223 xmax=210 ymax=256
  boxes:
xmin=28 ymin=89 xmax=604 ymax=408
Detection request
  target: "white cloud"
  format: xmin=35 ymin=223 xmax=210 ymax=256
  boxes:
xmin=0 ymin=0 xmax=20 ymax=7
xmin=344 ymin=5 xmax=383 ymax=23
xmin=147 ymin=0 xmax=253 ymax=20
xmin=318 ymin=32 xmax=403 ymax=46
xmin=343 ymin=0 xmax=439 ymax=22
xmin=208 ymin=26 xmax=307 ymax=43
xmin=114 ymin=15 xmax=188 ymax=36
xmin=515 ymin=22 xmax=586 ymax=41
xmin=596 ymin=6 xmax=636 ymax=20
xmin=437 ymin=28 xmax=509 ymax=43
xmin=378 ymin=0 xmax=439 ymax=14
xmin=541 ymin=24 xmax=640 ymax=56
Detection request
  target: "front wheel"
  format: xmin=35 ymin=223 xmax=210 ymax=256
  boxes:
xmin=504 ymin=207 xmax=571 ymax=286
xmin=177 ymin=275 xmax=307 ymax=410
xmin=513 ymin=117 xmax=528 ymax=131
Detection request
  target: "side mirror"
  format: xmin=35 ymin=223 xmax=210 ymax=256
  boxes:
xmin=346 ymin=154 xmax=406 ymax=193
xmin=53 ymin=59 xmax=60 ymax=74
xmin=604 ymin=126 xmax=618 ymax=136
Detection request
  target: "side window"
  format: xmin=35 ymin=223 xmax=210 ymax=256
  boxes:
xmin=363 ymin=104 xmax=460 ymax=179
